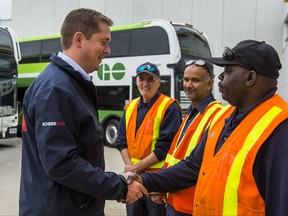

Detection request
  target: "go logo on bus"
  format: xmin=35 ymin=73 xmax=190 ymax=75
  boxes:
xmin=97 ymin=63 xmax=125 ymax=81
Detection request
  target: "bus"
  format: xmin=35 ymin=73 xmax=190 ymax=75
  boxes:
xmin=18 ymin=19 xmax=212 ymax=147
xmin=0 ymin=26 xmax=21 ymax=139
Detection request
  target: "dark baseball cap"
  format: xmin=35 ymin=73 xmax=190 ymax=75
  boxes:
xmin=136 ymin=62 xmax=160 ymax=77
xmin=207 ymin=40 xmax=282 ymax=79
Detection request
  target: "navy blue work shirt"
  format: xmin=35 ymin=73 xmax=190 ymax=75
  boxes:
xmin=178 ymin=93 xmax=216 ymax=145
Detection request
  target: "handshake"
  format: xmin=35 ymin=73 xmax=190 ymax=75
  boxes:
xmin=118 ymin=172 xmax=165 ymax=204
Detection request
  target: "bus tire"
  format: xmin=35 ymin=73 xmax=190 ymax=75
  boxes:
xmin=103 ymin=119 xmax=119 ymax=148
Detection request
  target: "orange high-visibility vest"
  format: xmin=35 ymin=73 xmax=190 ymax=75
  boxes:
xmin=193 ymin=94 xmax=288 ymax=216
xmin=164 ymin=101 xmax=222 ymax=214
xmin=125 ymin=94 xmax=176 ymax=172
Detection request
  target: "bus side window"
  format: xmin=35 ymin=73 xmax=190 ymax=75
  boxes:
xmin=41 ymin=39 xmax=62 ymax=62
xmin=19 ymin=41 xmax=41 ymax=64
xmin=108 ymin=27 xmax=169 ymax=58
xmin=108 ymin=31 xmax=130 ymax=58
xmin=97 ymin=86 xmax=129 ymax=110
xmin=130 ymin=27 xmax=170 ymax=56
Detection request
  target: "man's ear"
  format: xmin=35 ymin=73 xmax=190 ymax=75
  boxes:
xmin=246 ymin=71 xmax=257 ymax=87
xmin=74 ymin=32 xmax=83 ymax=48
xmin=207 ymin=79 xmax=214 ymax=92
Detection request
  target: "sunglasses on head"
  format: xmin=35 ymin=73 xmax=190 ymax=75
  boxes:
xmin=137 ymin=63 xmax=159 ymax=74
xmin=185 ymin=60 xmax=213 ymax=78
xmin=222 ymin=47 xmax=253 ymax=71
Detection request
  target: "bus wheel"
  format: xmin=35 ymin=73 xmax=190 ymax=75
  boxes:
xmin=104 ymin=119 xmax=119 ymax=148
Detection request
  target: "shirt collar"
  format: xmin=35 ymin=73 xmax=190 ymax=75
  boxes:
xmin=187 ymin=93 xmax=216 ymax=116
xmin=139 ymin=91 xmax=161 ymax=108
xmin=228 ymin=88 xmax=277 ymax=124
xmin=57 ymin=52 xmax=92 ymax=81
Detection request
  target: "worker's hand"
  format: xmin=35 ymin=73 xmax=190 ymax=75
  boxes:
xmin=124 ymin=171 xmax=143 ymax=184
xmin=126 ymin=179 xmax=148 ymax=204
xmin=148 ymin=192 xmax=166 ymax=204
xmin=119 ymin=172 xmax=147 ymax=204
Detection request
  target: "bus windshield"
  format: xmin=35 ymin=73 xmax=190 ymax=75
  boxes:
xmin=0 ymin=28 xmax=17 ymax=76
xmin=0 ymin=27 xmax=18 ymax=115
xmin=174 ymin=25 xmax=211 ymax=58
xmin=0 ymin=26 xmax=19 ymax=138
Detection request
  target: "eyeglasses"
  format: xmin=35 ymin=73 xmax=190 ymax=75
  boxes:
xmin=185 ymin=60 xmax=213 ymax=78
xmin=137 ymin=63 xmax=159 ymax=75
xmin=222 ymin=47 xmax=253 ymax=70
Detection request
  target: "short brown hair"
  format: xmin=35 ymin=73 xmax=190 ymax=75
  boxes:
xmin=60 ymin=8 xmax=113 ymax=50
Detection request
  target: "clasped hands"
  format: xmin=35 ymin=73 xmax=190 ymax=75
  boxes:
xmin=119 ymin=172 xmax=165 ymax=204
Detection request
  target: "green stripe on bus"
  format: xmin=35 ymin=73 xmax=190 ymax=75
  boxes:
xmin=19 ymin=63 xmax=49 ymax=74
xmin=98 ymin=110 xmax=123 ymax=122
xmin=18 ymin=34 xmax=60 ymax=42
xmin=111 ymin=21 xmax=149 ymax=31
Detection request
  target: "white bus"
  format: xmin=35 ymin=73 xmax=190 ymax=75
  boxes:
xmin=0 ymin=26 xmax=21 ymax=138
xmin=18 ymin=19 xmax=213 ymax=147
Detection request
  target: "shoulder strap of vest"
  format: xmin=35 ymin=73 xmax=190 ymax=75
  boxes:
xmin=125 ymin=97 xmax=140 ymax=128
xmin=155 ymin=95 xmax=175 ymax=119
xmin=185 ymin=101 xmax=223 ymax=157
xmin=223 ymin=104 xmax=286 ymax=215
xmin=209 ymin=104 xmax=234 ymax=129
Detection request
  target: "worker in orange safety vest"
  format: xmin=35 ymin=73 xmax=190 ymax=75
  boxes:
xmin=116 ymin=62 xmax=183 ymax=216
xmin=130 ymin=40 xmax=288 ymax=216
xmin=161 ymin=59 xmax=222 ymax=216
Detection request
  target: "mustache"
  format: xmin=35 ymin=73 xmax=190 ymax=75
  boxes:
xmin=184 ymin=88 xmax=195 ymax=93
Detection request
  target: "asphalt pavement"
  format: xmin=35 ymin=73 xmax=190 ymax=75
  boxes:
xmin=0 ymin=138 xmax=126 ymax=216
